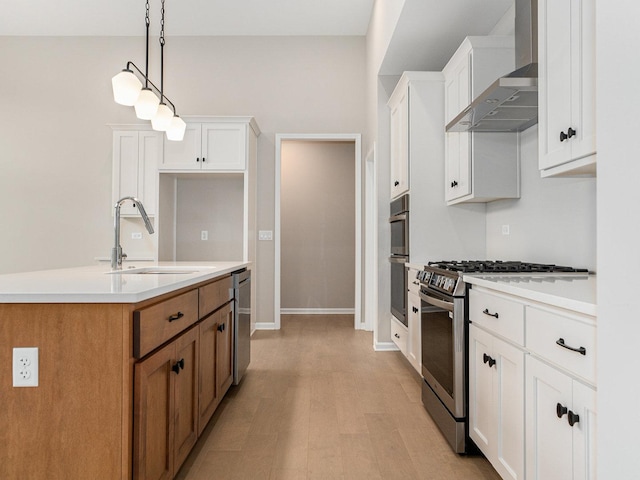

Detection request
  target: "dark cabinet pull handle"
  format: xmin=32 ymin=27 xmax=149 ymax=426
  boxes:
xmin=568 ymin=410 xmax=580 ymax=426
xmin=172 ymin=358 xmax=184 ymax=374
xmin=196 ymin=157 xmax=200 ymax=162
xmin=412 ymin=306 xmax=419 ymax=313
xmin=482 ymin=308 xmax=499 ymax=319
xmin=451 ymin=180 xmax=458 ymax=188
xmin=556 ymin=338 xmax=586 ymax=355
xmin=482 ymin=353 xmax=496 ymax=368
xmin=202 ymin=157 xmax=206 ymax=162
xmin=168 ymin=312 xmax=184 ymax=322
xmin=394 ymin=180 xmax=400 ymax=186
xmin=217 ymin=323 xmax=225 ymax=332
xmin=394 ymin=333 xmax=400 ymax=339
xmin=560 ymin=131 xmax=568 ymax=142
xmin=556 ymin=403 xmax=568 ymax=418
xmin=567 ymin=127 xmax=577 ymax=138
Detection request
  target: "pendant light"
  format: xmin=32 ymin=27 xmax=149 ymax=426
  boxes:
xmin=111 ymin=0 xmax=184 ymax=140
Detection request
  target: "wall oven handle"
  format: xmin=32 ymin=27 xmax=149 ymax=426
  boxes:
xmin=419 ymin=291 xmax=454 ymax=312
xmin=389 ymin=213 xmax=407 ymax=223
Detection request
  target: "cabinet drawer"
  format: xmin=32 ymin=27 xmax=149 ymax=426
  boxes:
xmin=134 ymin=289 xmax=199 ymax=358
xmin=199 ymin=275 xmax=233 ymax=318
xmin=526 ymin=306 xmax=596 ymax=384
xmin=469 ymin=288 xmax=525 ymax=345
xmin=391 ymin=317 xmax=408 ymax=356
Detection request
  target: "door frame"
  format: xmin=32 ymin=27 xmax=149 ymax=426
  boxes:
xmin=275 ymin=133 xmax=364 ymax=330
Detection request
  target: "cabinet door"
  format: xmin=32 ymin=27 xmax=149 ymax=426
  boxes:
xmin=173 ymin=327 xmax=199 ymax=472
xmin=134 ymin=342 xmax=175 ymax=480
xmin=572 ymin=381 xmax=597 ymax=480
xmin=493 ymin=335 xmax=525 ymax=480
xmin=138 ymin=131 xmax=161 ymax=215
xmin=216 ymin=302 xmax=234 ymax=397
xmin=160 ymin=123 xmax=202 ymax=170
xmin=389 ymin=90 xmax=409 ymax=198
xmin=469 ymin=324 xmax=495 ymax=455
xmin=202 ymin=123 xmax=247 ymax=171
xmin=407 ymin=291 xmax=421 ymax=373
xmin=539 ymin=0 xmax=573 ymax=169
xmin=526 ymin=356 xmax=573 ymax=480
xmin=539 ymin=0 xmax=595 ymax=172
xmin=112 ymin=131 xmax=140 ymax=216
xmin=198 ymin=311 xmax=219 ymax=435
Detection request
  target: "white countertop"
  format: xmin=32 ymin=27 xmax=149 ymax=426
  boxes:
xmin=463 ymin=273 xmax=597 ymax=316
xmin=0 ymin=261 xmax=249 ymax=303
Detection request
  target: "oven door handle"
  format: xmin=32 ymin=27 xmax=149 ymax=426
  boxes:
xmin=389 ymin=256 xmax=407 ymax=264
xmin=419 ymin=291 xmax=454 ymax=312
xmin=389 ymin=213 xmax=407 ymax=223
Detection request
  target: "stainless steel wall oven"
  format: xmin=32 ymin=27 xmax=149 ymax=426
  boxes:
xmin=389 ymin=194 xmax=409 ymax=325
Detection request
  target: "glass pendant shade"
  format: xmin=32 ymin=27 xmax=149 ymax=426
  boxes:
xmin=166 ymin=115 xmax=187 ymax=141
xmin=151 ymin=103 xmax=174 ymax=131
xmin=111 ymin=69 xmax=143 ymax=106
xmin=134 ymin=88 xmax=160 ymax=120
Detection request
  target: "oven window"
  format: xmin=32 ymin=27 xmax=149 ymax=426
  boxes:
xmin=421 ymin=304 xmax=454 ymax=396
xmin=390 ymin=218 xmax=407 ymax=256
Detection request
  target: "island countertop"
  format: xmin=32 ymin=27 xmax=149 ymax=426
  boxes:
xmin=0 ymin=261 xmax=249 ymax=303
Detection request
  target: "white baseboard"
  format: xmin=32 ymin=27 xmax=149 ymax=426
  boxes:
xmin=280 ymin=308 xmax=355 ymax=315
xmin=255 ymin=322 xmax=278 ymax=330
xmin=374 ymin=341 xmax=400 ymax=352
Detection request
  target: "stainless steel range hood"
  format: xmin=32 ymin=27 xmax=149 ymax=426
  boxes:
xmin=446 ymin=0 xmax=538 ymax=133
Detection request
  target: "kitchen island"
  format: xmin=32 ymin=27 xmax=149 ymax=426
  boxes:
xmin=0 ymin=261 xmax=248 ymax=480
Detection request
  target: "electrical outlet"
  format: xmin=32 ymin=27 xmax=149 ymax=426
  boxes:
xmin=502 ymin=225 xmax=510 ymax=235
xmin=258 ymin=230 xmax=273 ymax=241
xmin=201 ymin=230 xmax=208 ymax=241
xmin=13 ymin=347 xmax=38 ymax=387
xmin=131 ymin=232 xmax=143 ymax=240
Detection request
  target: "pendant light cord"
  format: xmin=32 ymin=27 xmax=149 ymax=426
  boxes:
xmin=144 ymin=0 xmax=150 ymax=88
xmin=159 ymin=0 xmax=165 ymax=102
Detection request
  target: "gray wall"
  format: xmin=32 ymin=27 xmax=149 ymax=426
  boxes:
xmin=280 ymin=140 xmax=355 ymax=310
xmin=0 ymin=35 xmax=367 ymax=328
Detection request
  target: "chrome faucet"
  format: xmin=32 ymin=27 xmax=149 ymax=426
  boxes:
xmin=111 ymin=196 xmax=155 ymax=270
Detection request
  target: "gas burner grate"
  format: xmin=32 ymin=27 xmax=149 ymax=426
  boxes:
xmin=426 ymin=260 xmax=588 ymax=274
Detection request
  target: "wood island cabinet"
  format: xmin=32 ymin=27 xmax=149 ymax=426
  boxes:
xmin=0 ymin=273 xmax=237 ymax=480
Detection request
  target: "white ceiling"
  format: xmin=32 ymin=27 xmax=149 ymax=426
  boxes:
xmin=0 ymin=0 xmax=375 ymax=36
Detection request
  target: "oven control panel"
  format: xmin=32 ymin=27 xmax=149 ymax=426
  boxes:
xmin=417 ymin=270 xmax=460 ymax=296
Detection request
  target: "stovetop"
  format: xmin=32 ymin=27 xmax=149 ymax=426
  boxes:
xmin=417 ymin=260 xmax=589 ymax=297
xmin=426 ymin=260 xmax=589 ymax=274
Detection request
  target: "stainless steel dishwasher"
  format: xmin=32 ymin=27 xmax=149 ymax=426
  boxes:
xmin=232 ymin=268 xmax=251 ymax=384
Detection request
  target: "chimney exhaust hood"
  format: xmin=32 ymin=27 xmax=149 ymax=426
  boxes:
xmin=446 ymin=0 xmax=538 ymax=133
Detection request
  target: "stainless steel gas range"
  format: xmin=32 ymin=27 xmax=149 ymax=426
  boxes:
xmin=417 ymin=260 xmax=588 ymax=454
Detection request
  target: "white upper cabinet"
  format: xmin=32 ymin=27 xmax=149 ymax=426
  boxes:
xmin=160 ymin=120 xmax=250 ymax=172
xmin=443 ymin=37 xmax=520 ymax=205
xmin=388 ymin=80 xmax=410 ymax=199
xmin=112 ymin=129 xmax=161 ymax=216
xmin=538 ymin=0 xmax=596 ymax=177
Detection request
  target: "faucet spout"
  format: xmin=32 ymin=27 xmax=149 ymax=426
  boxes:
xmin=111 ymin=196 xmax=155 ymax=270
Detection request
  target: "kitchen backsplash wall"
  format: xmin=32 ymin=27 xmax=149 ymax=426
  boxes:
xmin=485 ymin=125 xmax=597 ymax=271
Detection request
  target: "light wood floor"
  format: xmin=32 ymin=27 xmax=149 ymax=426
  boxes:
xmin=175 ymin=314 xmax=501 ymax=480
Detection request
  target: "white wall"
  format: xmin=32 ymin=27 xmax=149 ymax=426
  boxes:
xmin=486 ymin=126 xmax=597 ymax=271
xmin=0 ymin=35 xmax=367 ymax=328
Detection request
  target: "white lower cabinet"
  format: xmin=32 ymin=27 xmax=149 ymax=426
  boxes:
xmin=526 ymin=356 xmax=597 ymax=480
xmin=468 ymin=285 xmax=596 ymax=480
xmin=407 ymin=291 xmax=421 ymax=373
xmin=469 ymin=324 xmax=525 ymax=480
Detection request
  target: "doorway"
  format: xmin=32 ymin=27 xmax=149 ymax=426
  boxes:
xmin=275 ymin=134 xmax=362 ymax=330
